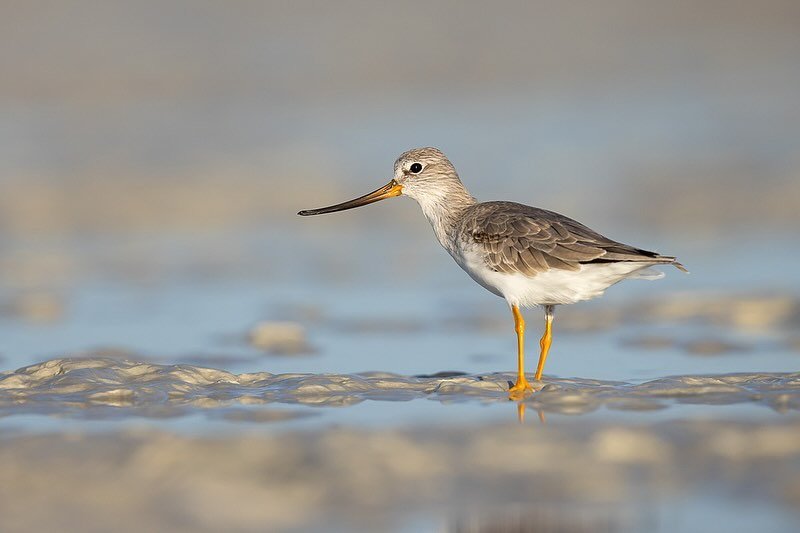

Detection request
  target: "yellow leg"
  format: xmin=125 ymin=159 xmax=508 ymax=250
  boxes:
xmin=508 ymin=304 xmax=532 ymax=394
xmin=534 ymin=305 xmax=554 ymax=380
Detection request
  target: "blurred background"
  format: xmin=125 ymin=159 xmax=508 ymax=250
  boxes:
xmin=2 ymin=2 xmax=800 ymax=532
xmin=1 ymin=0 xmax=799 ymax=376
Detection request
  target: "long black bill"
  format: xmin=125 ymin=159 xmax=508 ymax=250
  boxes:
xmin=297 ymin=180 xmax=402 ymax=216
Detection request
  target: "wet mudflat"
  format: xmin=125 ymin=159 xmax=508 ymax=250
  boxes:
xmin=1 ymin=357 xmax=799 ymax=419
xmin=1 ymin=371 xmax=799 ymax=532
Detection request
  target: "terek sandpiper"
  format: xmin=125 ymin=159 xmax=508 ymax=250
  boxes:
xmin=299 ymin=147 xmax=685 ymax=395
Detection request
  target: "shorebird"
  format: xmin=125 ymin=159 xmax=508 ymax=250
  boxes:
xmin=298 ymin=148 xmax=685 ymax=395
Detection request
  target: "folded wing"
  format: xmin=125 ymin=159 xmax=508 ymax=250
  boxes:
xmin=461 ymin=202 xmax=686 ymax=276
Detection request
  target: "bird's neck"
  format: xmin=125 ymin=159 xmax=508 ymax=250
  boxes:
xmin=414 ymin=183 xmax=476 ymax=252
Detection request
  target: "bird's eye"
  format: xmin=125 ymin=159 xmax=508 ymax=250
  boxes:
xmin=409 ymin=162 xmax=423 ymax=174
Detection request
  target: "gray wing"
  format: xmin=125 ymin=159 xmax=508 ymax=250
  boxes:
xmin=460 ymin=202 xmax=686 ymax=276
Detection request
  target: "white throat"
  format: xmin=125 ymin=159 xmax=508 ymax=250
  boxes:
xmin=403 ymin=184 xmax=476 ymax=253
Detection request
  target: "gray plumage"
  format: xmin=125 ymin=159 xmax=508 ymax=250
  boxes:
xmin=458 ymin=201 xmax=687 ymax=277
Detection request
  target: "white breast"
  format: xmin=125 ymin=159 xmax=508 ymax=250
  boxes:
xmin=451 ymin=246 xmax=663 ymax=307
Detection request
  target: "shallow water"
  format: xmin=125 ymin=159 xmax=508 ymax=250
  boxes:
xmin=2 ymin=231 xmax=799 ymax=530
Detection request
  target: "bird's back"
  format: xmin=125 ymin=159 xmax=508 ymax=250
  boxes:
xmin=456 ymin=201 xmax=685 ymax=275
xmin=447 ymin=201 xmax=685 ymax=306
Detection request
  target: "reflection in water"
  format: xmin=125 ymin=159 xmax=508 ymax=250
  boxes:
xmin=515 ymin=402 xmax=546 ymax=425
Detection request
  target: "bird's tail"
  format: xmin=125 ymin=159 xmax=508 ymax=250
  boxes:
xmin=659 ymin=256 xmax=688 ymax=273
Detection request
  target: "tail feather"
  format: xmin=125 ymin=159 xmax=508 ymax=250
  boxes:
xmin=584 ymin=254 xmax=688 ymax=273
xmin=671 ymin=259 xmax=689 ymax=273
xmin=656 ymin=255 xmax=689 ymax=273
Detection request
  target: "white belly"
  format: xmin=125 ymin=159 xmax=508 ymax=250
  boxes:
xmin=452 ymin=248 xmax=663 ymax=307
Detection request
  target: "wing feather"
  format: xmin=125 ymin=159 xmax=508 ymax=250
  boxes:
xmin=461 ymin=201 xmax=683 ymax=276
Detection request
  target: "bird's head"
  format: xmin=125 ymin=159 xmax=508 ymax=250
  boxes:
xmin=297 ymin=147 xmax=463 ymax=216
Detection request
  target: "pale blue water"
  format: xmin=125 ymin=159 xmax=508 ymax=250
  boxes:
xmin=1 ymin=225 xmax=798 ymax=436
xmin=2 ymin=226 xmax=798 ymax=378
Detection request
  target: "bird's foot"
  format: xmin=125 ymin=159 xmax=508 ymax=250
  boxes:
xmin=508 ymin=378 xmax=533 ymax=399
